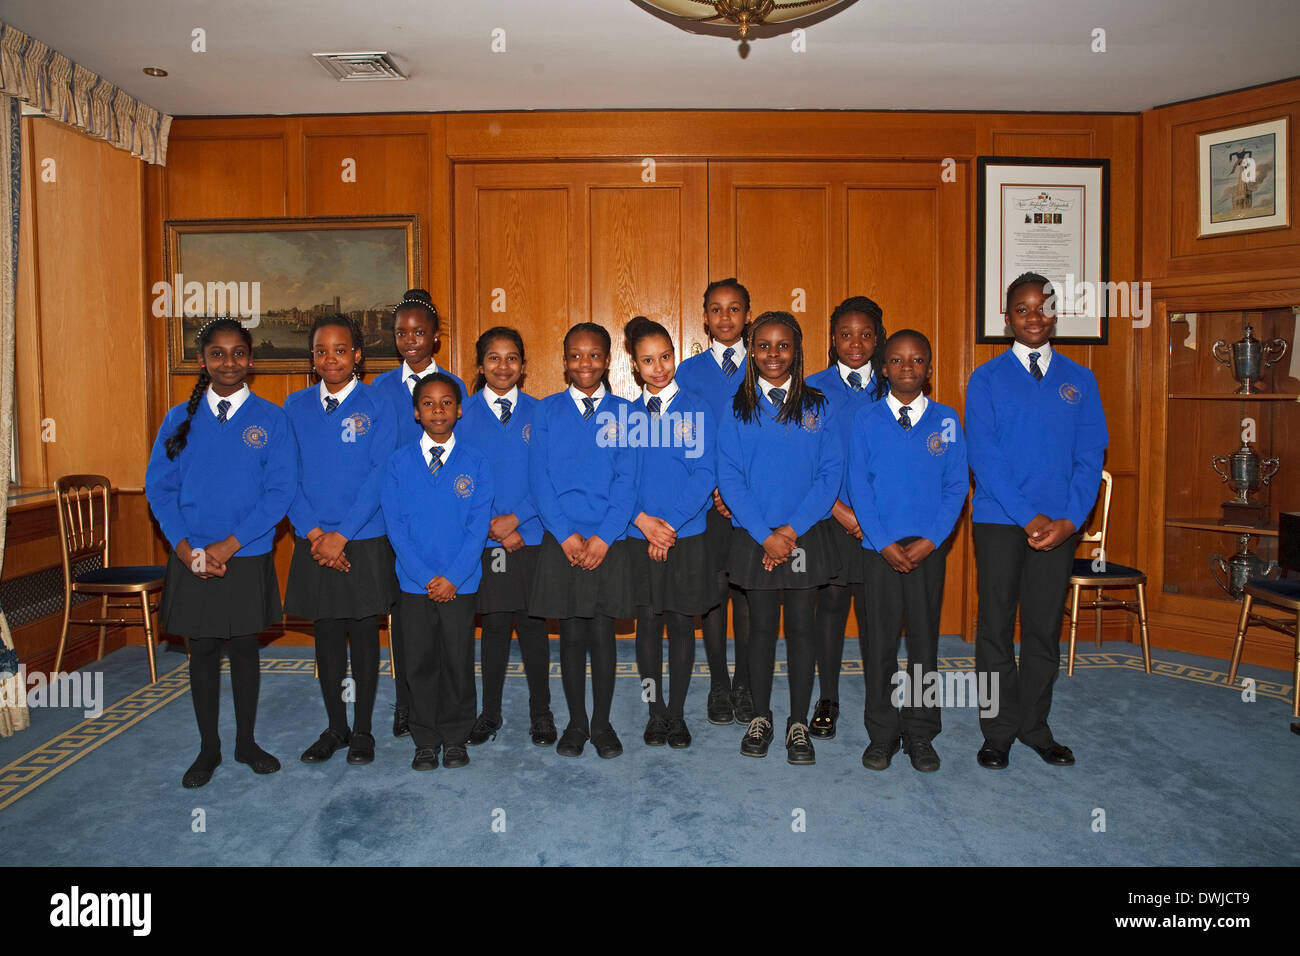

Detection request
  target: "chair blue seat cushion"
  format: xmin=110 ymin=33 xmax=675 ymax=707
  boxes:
xmin=1246 ymin=578 xmax=1300 ymax=605
xmin=75 ymin=565 xmax=166 ymax=586
xmin=1071 ymin=559 xmax=1145 ymax=579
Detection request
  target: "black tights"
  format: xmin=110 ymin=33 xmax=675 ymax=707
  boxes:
xmin=479 ymin=610 xmax=552 ymax=719
xmin=314 ymin=616 xmax=380 ymax=736
xmin=745 ymin=588 xmax=818 ymax=726
xmin=815 ymin=581 xmax=866 ymax=702
xmin=189 ymin=634 xmax=266 ymax=762
xmin=635 ymin=608 xmax=695 ymax=718
xmin=700 ymin=573 xmax=750 ymax=693
xmin=559 ymin=615 xmax=616 ymax=735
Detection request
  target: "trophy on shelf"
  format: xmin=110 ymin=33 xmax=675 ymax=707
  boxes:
xmin=1210 ymin=533 xmax=1278 ymax=599
xmin=1211 ymin=441 xmax=1280 ymax=525
xmin=1211 ymin=325 xmax=1288 ymax=394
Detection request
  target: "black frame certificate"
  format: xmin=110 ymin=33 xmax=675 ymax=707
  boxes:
xmin=976 ymin=156 xmax=1110 ymax=344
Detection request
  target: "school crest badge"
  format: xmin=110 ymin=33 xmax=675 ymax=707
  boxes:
xmin=520 ymin=424 xmax=531 ymax=444
xmin=602 ymin=420 xmax=621 ymax=442
xmin=927 ymin=432 xmax=947 ymax=456
xmin=242 ymin=425 xmax=268 ymax=449
xmin=345 ymin=412 xmax=371 ymax=436
xmin=675 ymin=418 xmax=695 ymax=442
xmin=1059 ymin=383 xmax=1082 ymax=405
xmin=454 ymin=474 xmax=475 ymax=499
xmin=801 ymin=411 xmax=821 ymax=433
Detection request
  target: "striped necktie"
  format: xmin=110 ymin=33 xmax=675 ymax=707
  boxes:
xmin=769 ymin=387 xmax=786 ymax=408
xmin=898 ymin=405 xmax=912 ymax=430
xmin=647 ymin=395 xmax=661 ymax=416
xmin=721 ymin=347 xmax=737 ymax=377
xmin=1029 ymin=352 xmax=1044 ymax=381
xmin=582 ymin=396 xmax=595 ymax=420
xmin=407 ymin=373 xmax=420 ymax=393
xmin=496 ymin=397 xmax=512 ymax=424
xmin=324 ymin=396 xmax=340 ymax=415
xmin=428 ymin=446 xmax=444 ymax=475
xmin=847 ymin=370 xmax=863 ymax=391
xmin=216 ymin=399 xmax=231 ymax=423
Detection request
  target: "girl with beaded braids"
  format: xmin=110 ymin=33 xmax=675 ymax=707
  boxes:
xmin=145 ymin=317 xmax=297 ymax=789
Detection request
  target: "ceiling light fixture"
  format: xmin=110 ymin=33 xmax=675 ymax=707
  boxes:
xmin=637 ymin=0 xmax=850 ymax=39
xmin=142 ymin=67 xmax=168 ymax=77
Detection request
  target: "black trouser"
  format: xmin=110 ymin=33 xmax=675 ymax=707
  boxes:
xmin=701 ymin=574 xmax=750 ymax=692
xmin=390 ymin=603 xmax=412 ymax=710
xmin=974 ymin=523 xmax=1077 ymax=750
xmin=863 ymin=542 xmax=948 ymax=746
xmin=559 ymin=614 xmax=616 ymax=735
xmin=635 ymin=607 xmax=695 ymax=718
xmin=313 ymin=616 xmax=380 ymax=736
xmin=400 ymin=592 xmax=477 ymax=750
xmin=745 ymin=587 xmax=818 ymax=725
xmin=479 ymin=610 xmax=552 ymax=719
xmin=189 ymin=634 xmax=261 ymax=755
xmin=815 ymin=580 xmax=866 ymax=702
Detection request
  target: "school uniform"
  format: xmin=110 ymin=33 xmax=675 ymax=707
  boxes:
xmin=381 ymin=432 xmax=495 ymax=754
xmin=847 ymin=393 xmax=968 ymax=748
xmin=675 ymin=340 xmax=751 ymax=701
xmin=457 ymin=386 xmax=553 ymax=726
xmin=628 ymin=381 xmax=717 ymax=722
xmin=965 ymin=342 xmax=1108 ymax=753
xmin=283 ymin=378 xmax=399 ymax=744
xmin=528 ymin=384 xmax=638 ymax=740
xmin=715 ymin=379 xmax=843 ymax=728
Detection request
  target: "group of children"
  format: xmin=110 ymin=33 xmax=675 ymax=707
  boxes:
xmin=144 ymin=274 xmax=1107 ymax=788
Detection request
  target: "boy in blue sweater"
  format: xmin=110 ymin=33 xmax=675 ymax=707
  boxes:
xmin=846 ymin=330 xmax=968 ymax=772
xmin=966 ymin=273 xmax=1108 ymax=770
xmin=381 ymin=373 xmax=494 ymax=772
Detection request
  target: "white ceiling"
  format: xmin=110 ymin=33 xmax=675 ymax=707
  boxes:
xmin=0 ymin=0 xmax=1296 ymax=116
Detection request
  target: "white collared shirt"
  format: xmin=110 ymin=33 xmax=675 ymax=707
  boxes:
xmin=206 ymin=384 xmax=250 ymax=419
xmin=885 ymin=391 xmax=928 ymax=427
xmin=402 ymin=360 xmax=442 ymax=394
xmin=568 ymin=383 xmax=607 ymax=415
xmin=319 ymin=376 xmax=357 ymax=411
xmin=642 ymin=379 xmax=680 ymax=411
xmin=837 ymin=361 xmax=874 ymax=391
xmin=759 ymin=376 xmax=792 ymax=406
xmin=1011 ymin=340 xmax=1053 ymax=377
xmin=419 ymin=431 xmax=456 ymax=468
xmin=710 ymin=339 xmax=746 ymax=372
xmin=484 ymin=385 xmax=519 ymax=421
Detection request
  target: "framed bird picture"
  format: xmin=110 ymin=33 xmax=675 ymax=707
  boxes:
xmin=1198 ymin=117 xmax=1289 ymax=237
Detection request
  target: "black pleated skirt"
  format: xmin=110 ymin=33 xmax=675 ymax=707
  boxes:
xmin=823 ymin=516 xmax=867 ymax=585
xmin=630 ymin=532 xmax=718 ymax=616
xmin=528 ymin=533 xmax=635 ymax=619
xmin=476 ymin=542 xmax=541 ymax=614
xmin=727 ymin=519 xmax=840 ymax=591
xmin=703 ymin=506 xmax=734 ymax=569
xmin=284 ymin=535 xmax=398 ymax=621
xmin=159 ymin=550 xmax=281 ymax=639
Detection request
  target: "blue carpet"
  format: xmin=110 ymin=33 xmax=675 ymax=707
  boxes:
xmin=0 ymin=636 xmax=1296 ymax=866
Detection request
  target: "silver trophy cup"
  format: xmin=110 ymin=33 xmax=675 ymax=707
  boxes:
xmin=1211 ymin=441 xmax=1281 ymax=508
xmin=1211 ymin=533 xmax=1278 ymax=599
xmin=1212 ymin=324 xmax=1288 ymax=394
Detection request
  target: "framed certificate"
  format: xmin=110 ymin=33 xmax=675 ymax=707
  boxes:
xmin=976 ymin=157 xmax=1110 ymax=344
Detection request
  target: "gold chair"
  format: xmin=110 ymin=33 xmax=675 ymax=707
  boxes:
xmin=1228 ymin=517 xmax=1299 ymax=716
xmin=52 ymin=476 xmax=168 ymax=683
xmin=1065 ymin=469 xmax=1152 ymax=676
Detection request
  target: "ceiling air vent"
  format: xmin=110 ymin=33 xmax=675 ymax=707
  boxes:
xmin=312 ymin=52 xmax=407 ymax=81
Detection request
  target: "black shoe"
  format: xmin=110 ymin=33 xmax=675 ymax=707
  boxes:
xmin=732 ymin=686 xmax=755 ymax=724
xmin=861 ymin=738 xmax=900 ymax=771
xmin=903 ymin=738 xmax=940 ymax=772
xmin=592 ymin=727 xmax=624 ymax=759
xmin=346 ymin=731 xmax=375 ymax=765
xmin=643 ymin=713 xmax=670 ymax=746
xmin=393 ymin=705 xmax=410 ymax=738
xmin=442 ymin=744 xmax=470 ymax=769
xmin=411 ymin=747 xmax=439 ymax=771
xmin=785 ymin=721 xmax=816 ymax=765
xmin=234 ymin=745 xmax=281 ymax=775
xmin=739 ymin=715 xmax=774 ymax=757
xmin=182 ymin=753 xmax=221 ymax=789
xmin=1028 ymin=740 xmax=1075 ymax=766
xmin=667 ymin=716 xmax=692 ymax=749
xmin=300 ymin=728 xmax=351 ymax=763
xmin=556 ymin=727 xmax=588 ymax=757
xmin=707 ymin=688 xmax=734 ymax=725
xmin=977 ymin=742 xmax=1009 ymax=770
xmin=466 ymin=712 xmax=502 ymax=747
xmin=810 ymin=699 xmax=839 ymax=740
xmin=530 ymin=712 xmax=558 ymax=747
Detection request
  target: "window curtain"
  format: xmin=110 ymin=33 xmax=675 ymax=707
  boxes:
xmin=0 ymin=92 xmax=28 ymax=736
xmin=0 ymin=21 xmax=171 ymax=166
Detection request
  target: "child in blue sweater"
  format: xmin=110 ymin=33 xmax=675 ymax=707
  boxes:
xmin=716 ymin=311 xmax=843 ymax=765
xmin=456 ymin=327 xmax=556 ymax=749
xmin=381 ymin=374 xmax=494 ymax=772
xmin=805 ymin=295 xmax=887 ymax=741
xmin=674 ymin=278 xmax=753 ymax=726
xmin=847 ymin=330 xmax=968 ymax=773
xmin=625 ymin=316 xmax=717 ymax=749
xmin=145 ymin=318 xmax=296 ymax=788
xmin=966 ymin=272 xmax=1108 ymax=771
xmin=284 ymin=315 xmax=398 ymax=767
xmin=528 ymin=323 xmax=639 ymax=759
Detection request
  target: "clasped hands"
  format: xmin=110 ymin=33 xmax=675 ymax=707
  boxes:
xmin=306 ymin=528 xmax=351 ymax=572
xmin=1024 ymin=514 xmax=1075 ymax=551
xmin=178 ymin=535 xmax=240 ymax=579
